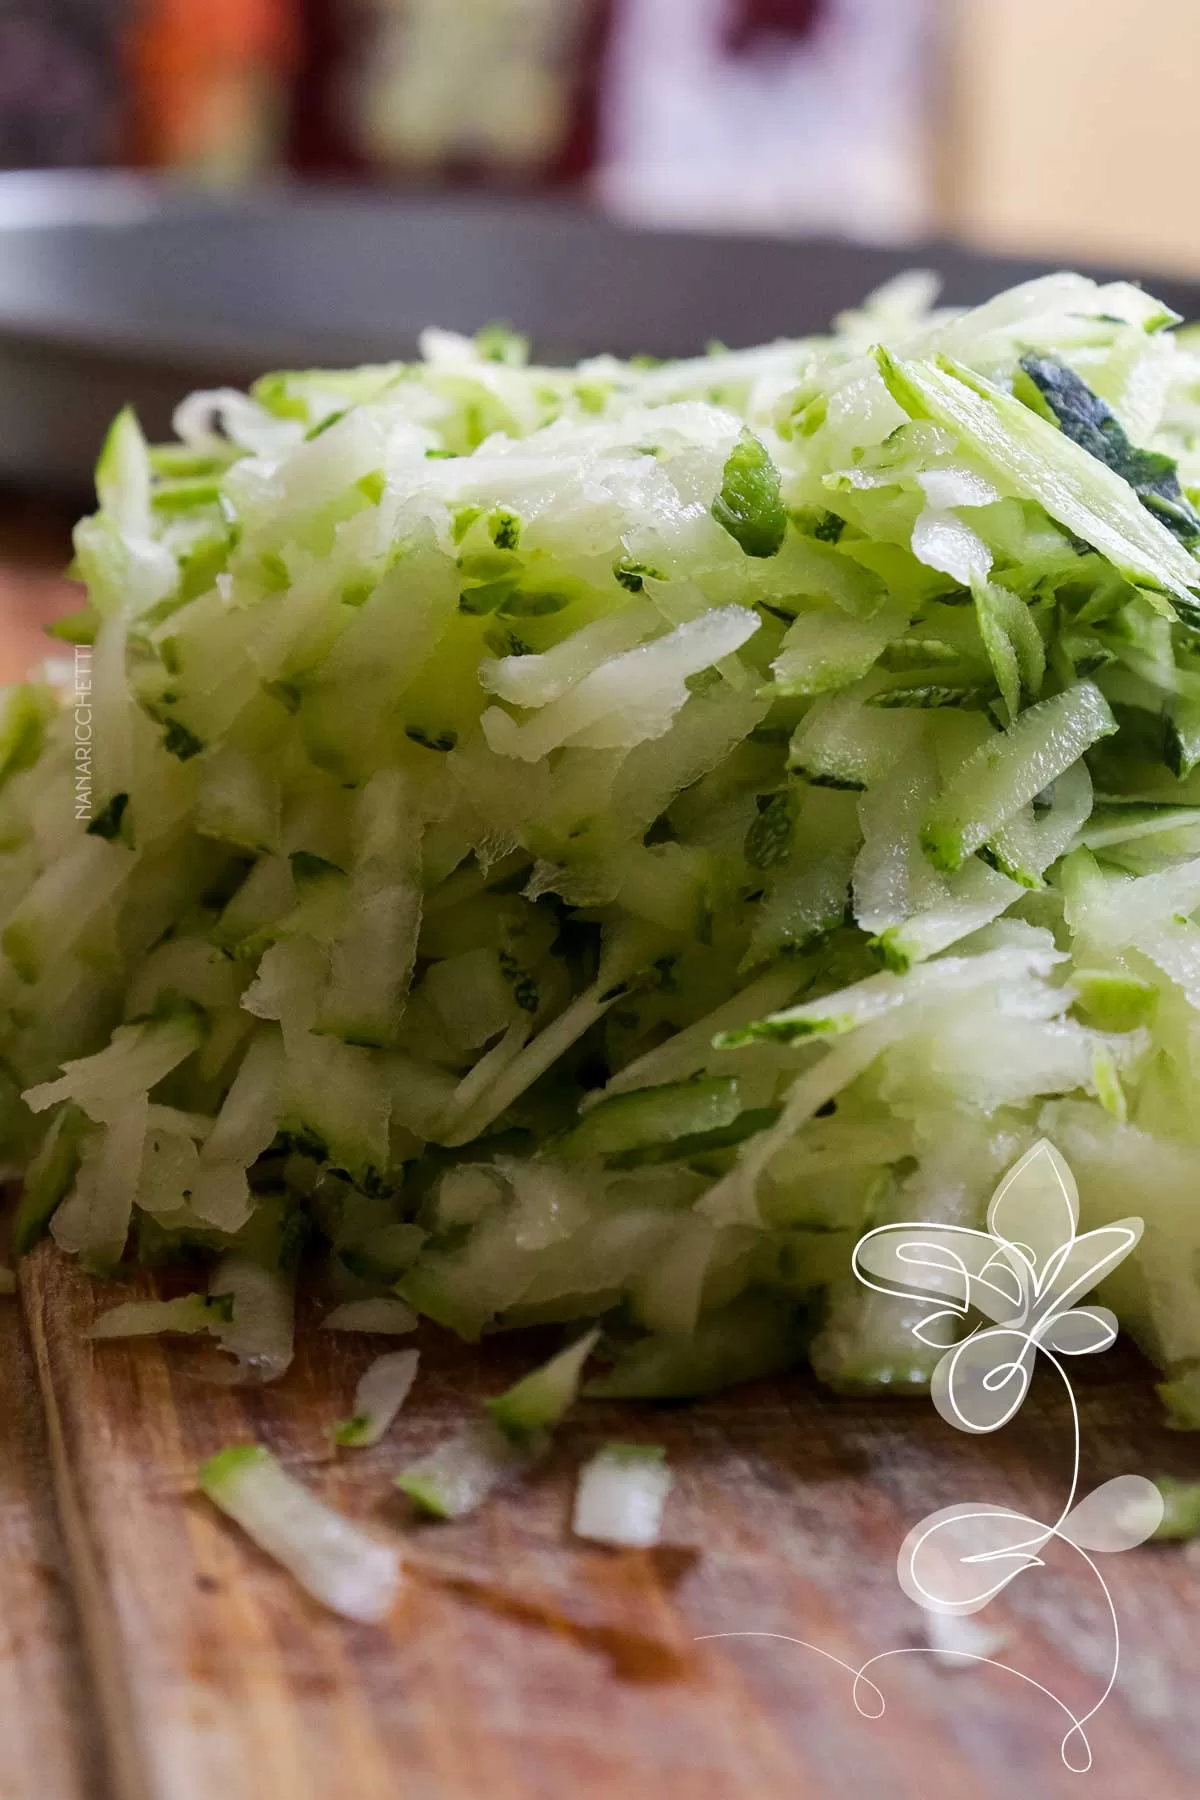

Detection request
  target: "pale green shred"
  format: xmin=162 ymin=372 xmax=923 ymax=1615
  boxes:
xmin=7 ymin=273 xmax=1200 ymax=1411
xmin=334 ymin=1348 xmax=419 ymax=1448
xmin=395 ymin=1418 xmax=531 ymax=1519
xmin=484 ymin=1328 xmax=599 ymax=1439
xmin=320 ymin=1297 xmax=418 ymax=1335
xmin=199 ymin=1444 xmax=401 ymax=1620
xmin=396 ymin=1327 xmax=595 ymax=1514
xmin=90 ymin=1292 xmax=231 ymax=1338
xmin=573 ymin=1442 xmax=673 ymax=1547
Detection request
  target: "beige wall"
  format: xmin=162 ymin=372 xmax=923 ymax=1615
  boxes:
xmin=948 ymin=0 xmax=1200 ymax=275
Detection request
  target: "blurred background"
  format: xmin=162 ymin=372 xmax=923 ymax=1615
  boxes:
xmin=0 ymin=0 xmax=1197 ymax=670
xmin=3 ymin=0 xmax=933 ymax=237
xmin=5 ymin=0 xmax=1195 ymax=270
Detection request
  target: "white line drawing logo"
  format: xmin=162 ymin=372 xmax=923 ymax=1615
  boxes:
xmin=699 ymin=1139 xmax=1161 ymax=1773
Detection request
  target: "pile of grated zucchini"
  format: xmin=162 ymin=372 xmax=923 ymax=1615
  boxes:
xmin=9 ymin=270 xmax=1200 ymax=1412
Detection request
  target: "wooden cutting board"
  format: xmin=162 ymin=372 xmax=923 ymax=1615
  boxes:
xmin=9 ymin=1240 xmax=1200 ymax=1800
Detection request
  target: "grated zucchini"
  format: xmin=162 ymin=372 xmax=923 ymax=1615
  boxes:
xmin=7 ymin=270 xmax=1200 ymax=1412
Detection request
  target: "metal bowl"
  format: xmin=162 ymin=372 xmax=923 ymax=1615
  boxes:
xmin=0 ymin=171 xmax=1196 ymax=492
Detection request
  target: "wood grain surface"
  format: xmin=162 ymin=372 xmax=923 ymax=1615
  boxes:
xmin=0 ymin=501 xmax=101 ymax=1793
xmin=0 ymin=1282 xmax=105 ymax=1800
xmin=14 ymin=1240 xmax=1200 ymax=1800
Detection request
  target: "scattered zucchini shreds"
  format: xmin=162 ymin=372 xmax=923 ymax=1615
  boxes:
xmin=484 ymin=1328 xmax=600 ymax=1440
xmin=395 ymin=1419 xmax=531 ymax=1519
xmin=572 ymin=1443 xmax=672 ymax=1548
xmin=198 ymin=1445 xmax=402 ymax=1621
xmin=208 ymin=1254 xmax=295 ymax=1383
xmin=89 ymin=1293 xmax=232 ymax=1339
xmin=334 ymin=1348 xmax=419 ymax=1448
xmin=320 ymin=1298 xmax=418 ymax=1335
